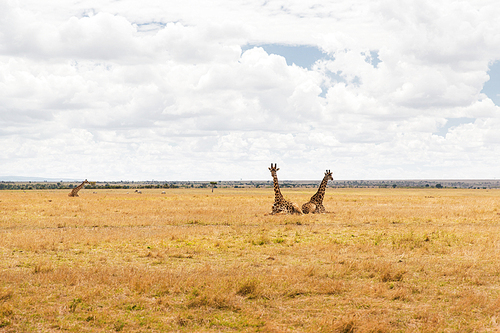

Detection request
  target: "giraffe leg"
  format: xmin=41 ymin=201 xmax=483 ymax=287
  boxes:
xmin=271 ymin=204 xmax=283 ymax=215
xmin=314 ymin=204 xmax=326 ymax=214
xmin=291 ymin=202 xmax=303 ymax=215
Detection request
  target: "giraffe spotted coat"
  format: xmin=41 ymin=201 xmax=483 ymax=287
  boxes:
xmin=269 ymin=163 xmax=302 ymax=215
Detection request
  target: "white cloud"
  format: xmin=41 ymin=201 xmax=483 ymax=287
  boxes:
xmin=1 ymin=0 xmax=500 ymax=180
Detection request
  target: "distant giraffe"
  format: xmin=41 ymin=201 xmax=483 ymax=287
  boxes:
xmin=302 ymin=170 xmax=333 ymax=214
xmin=68 ymin=179 xmax=90 ymax=197
xmin=269 ymin=163 xmax=302 ymax=215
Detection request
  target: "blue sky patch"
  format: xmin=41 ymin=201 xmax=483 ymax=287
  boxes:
xmin=434 ymin=117 xmax=476 ymax=137
xmin=364 ymin=50 xmax=381 ymax=68
xmin=481 ymin=60 xmax=500 ymax=106
xmin=243 ymin=44 xmax=330 ymax=69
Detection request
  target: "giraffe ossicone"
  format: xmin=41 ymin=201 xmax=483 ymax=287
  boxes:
xmin=269 ymin=163 xmax=302 ymax=215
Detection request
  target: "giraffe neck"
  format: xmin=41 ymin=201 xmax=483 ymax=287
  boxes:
xmin=271 ymin=172 xmax=284 ymax=202
xmin=312 ymin=175 xmax=330 ymax=202
xmin=71 ymin=181 xmax=87 ymax=194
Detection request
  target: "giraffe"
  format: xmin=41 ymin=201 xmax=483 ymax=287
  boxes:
xmin=68 ymin=179 xmax=90 ymax=197
xmin=269 ymin=163 xmax=302 ymax=215
xmin=302 ymin=170 xmax=333 ymax=214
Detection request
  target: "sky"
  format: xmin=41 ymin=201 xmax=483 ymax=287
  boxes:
xmin=1 ymin=0 xmax=500 ymax=181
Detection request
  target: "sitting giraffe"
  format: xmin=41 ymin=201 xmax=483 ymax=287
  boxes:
xmin=302 ymin=170 xmax=333 ymax=214
xmin=269 ymin=163 xmax=302 ymax=215
xmin=68 ymin=179 xmax=90 ymax=197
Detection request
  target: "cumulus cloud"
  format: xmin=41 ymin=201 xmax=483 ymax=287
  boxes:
xmin=1 ymin=0 xmax=500 ymax=180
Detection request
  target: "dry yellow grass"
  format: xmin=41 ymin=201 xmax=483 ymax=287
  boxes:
xmin=1 ymin=187 xmax=500 ymax=332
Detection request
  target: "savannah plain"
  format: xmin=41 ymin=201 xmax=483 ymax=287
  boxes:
xmin=1 ymin=187 xmax=500 ymax=332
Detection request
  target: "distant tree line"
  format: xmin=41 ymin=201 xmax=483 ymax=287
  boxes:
xmin=0 ymin=180 xmax=498 ymax=190
xmin=0 ymin=182 xmax=180 ymax=190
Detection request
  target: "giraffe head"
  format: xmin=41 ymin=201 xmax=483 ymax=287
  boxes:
xmin=269 ymin=163 xmax=279 ymax=173
xmin=83 ymin=179 xmax=90 ymax=184
xmin=324 ymin=170 xmax=333 ymax=181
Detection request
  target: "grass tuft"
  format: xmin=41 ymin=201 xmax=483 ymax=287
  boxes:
xmin=236 ymin=279 xmax=259 ymax=298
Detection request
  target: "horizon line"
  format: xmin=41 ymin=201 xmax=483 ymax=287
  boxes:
xmin=1 ymin=177 xmax=499 ymax=182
